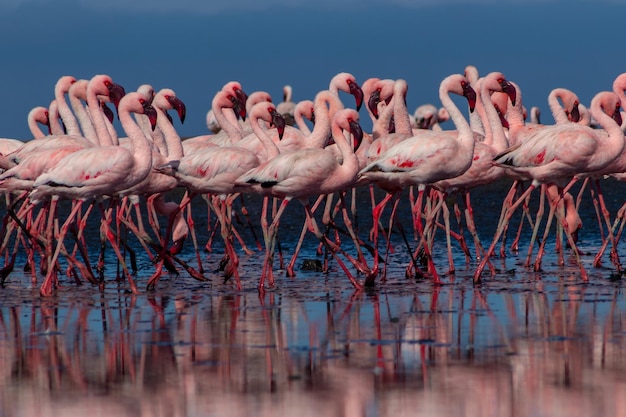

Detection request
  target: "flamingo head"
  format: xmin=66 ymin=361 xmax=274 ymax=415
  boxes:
xmin=566 ymin=101 xmax=581 ymax=123
xmin=229 ymin=94 xmax=247 ymax=121
xmin=141 ymin=99 xmax=158 ymax=131
xmin=107 ymin=82 xmax=126 ymax=111
xmin=347 ymin=79 xmax=364 ymax=111
xmin=611 ymin=100 xmax=623 ymax=126
xmin=498 ymin=77 xmax=517 ymax=106
xmin=368 ymin=88 xmax=381 ymax=119
xmin=165 ymin=94 xmax=186 ymax=124
xmin=348 ymin=116 xmax=364 ymax=151
xmin=461 ymin=80 xmax=477 ymax=112
xmin=269 ymin=106 xmax=286 ymax=140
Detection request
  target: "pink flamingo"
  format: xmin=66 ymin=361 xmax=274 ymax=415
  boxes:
xmin=158 ymin=101 xmax=286 ymax=288
xmin=235 ymin=108 xmax=365 ymax=290
xmin=358 ymin=73 xmax=477 ymax=284
xmin=474 ymin=90 xmax=625 ymax=283
xmin=276 ymin=84 xmax=296 ymax=126
xmin=29 ymin=91 xmax=157 ymax=296
xmin=431 ymin=71 xmax=516 ymax=272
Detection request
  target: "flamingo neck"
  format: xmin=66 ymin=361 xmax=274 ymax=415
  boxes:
xmin=156 ymin=106 xmax=184 ymax=160
xmin=307 ymin=92 xmax=333 ymax=149
xmin=590 ymin=93 xmax=625 ymax=163
xmin=392 ymin=81 xmax=412 ymax=136
xmin=440 ymin=83 xmax=473 ymax=152
xmin=87 ymin=88 xmax=115 ymax=147
xmin=56 ymin=85 xmax=81 ymax=137
xmin=119 ymin=109 xmax=152 ymax=185
xmin=214 ymin=103 xmax=242 ymax=144
xmin=251 ymin=115 xmax=280 ymax=160
xmin=548 ymin=88 xmax=573 ymax=125
xmin=481 ymin=81 xmax=508 ymax=153
xmin=69 ymin=87 xmax=98 ymax=144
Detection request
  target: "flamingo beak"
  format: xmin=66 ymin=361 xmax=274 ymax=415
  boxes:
xmin=500 ymin=79 xmax=517 ymax=106
xmin=463 ymin=83 xmax=477 ymax=112
xmin=349 ymin=81 xmax=364 ymax=111
xmin=349 ymin=119 xmax=364 ymax=151
xmin=270 ymin=108 xmax=286 ymax=140
xmin=108 ymin=82 xmax=126 ymax=111
xmin=230 ymin=96 xmax=247 ymax=121
xmin=368 ymin=89 xmax=381 ymax=119
xmin=417 ymin=115 xmax=433 ymax=129
xmin=168 ymin=96 xmax=187 ymax=123
xmin=613 ymin=103 xmax=623 ymax=126
xmin=101 ymin=102 xmax=115 ymax=123
xmin=569 ymin=103 xmax=581 ymax=123
xmin=494 ymin=104 xmax=510 ymax=129
xmin=235 ymin=88 xmax=248 ymax=111
xmin=143 ymin=103 xmax=158 ymax=131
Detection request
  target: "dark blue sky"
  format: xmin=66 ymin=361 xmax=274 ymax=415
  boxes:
xmin=0 ymin=1 xmax=624 ymax=139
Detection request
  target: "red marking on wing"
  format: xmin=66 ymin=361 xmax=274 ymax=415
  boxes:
xmin=398 ymin=160 xmax=415 ymax=168
xmin=533 ymin=150 xmax=546 ymax=165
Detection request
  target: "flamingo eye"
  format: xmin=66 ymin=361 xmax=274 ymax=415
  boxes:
xmin=139 ymin=98 xmax=145 ymax=104
xmin=574 ymin=100 xmax=579 ymax=106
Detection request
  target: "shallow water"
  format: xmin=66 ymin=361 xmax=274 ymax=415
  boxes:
xmin=2 ymin=178 xmax=626 ymax=416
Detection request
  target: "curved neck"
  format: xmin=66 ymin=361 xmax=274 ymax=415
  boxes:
xmin=294 ymin=102 xmax=313 ymax=136
xmin=506 ymin=83 xmax=526 ymax=139
xmin=250 ymin=114 xmax=280 ymax=160
xmin=119 ymin=108 xmax=152 ymax=181
xmin=28 ymin=112 xmax=47 ymax=139
xmin=69 ymin=88 xmax=98 ymax=144
xmin=214 ymin=102 xmax=242 ymax=143
xmin=56 ymin=85 xmax=81 ymax=137
xmin=86 ymin=89 xmax=115 ymax=146
xmin=392 ymin=81 xmax=412 ymax=136
xmin=590 ymin=93 xmax=625 ymax=157
xmin=548 ymin=88 xmax=572 ymax=125
xmin=48 ymin=100 xmax=65 ymax=136
xmin=156 ymin=107 xmax=184 ymax=160
xmin=439 ymin=82 xmax=473 ymax=149
xmin=480 ymin=81 xmax=508 ymax=153
xmin=307 ymin=92 xmax=333 ymax=149
xmin=372 ymin=99 xmax=394 ymax=140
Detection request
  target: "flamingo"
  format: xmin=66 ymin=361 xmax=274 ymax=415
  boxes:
xmin=29 ymin=91 xmax=157 ymax=296
xmin=235 ymin=108 xmax=365 ymax=290
xmin=431 ymin=71 xmax=516 ymax=272
xmin=277 ymin=84 xmax=296 ymax=126
xmin=474 ymin=90 xmax=625 ymax=283
xmin=358 ymin=73 xmax=477 ymax=284
xmin=158 ymin=101 xmax=286 ymax=289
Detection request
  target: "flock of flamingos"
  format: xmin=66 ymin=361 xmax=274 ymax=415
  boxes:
xmin=1 ymin=66 xmax=626 ymax=296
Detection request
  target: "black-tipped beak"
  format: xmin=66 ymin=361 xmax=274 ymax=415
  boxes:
xmin=230 ymin=96 xmax=247 ymax=121
xmin=368 ymin=89 xmax=381 ymax=119
xmin=168 ymin=96 xmax=186 ymax=124
xmin=500 ymin=79 xmax=517 ymax=106
xmin=143 ymin=103 xmax=158 ymax=131
xmin=349 ymin=118 xmax=363 ymax=151
xmin=270 ymin=108 xmax=286 ymax=140
xmin=108 ymin=82 xmax=126 ymax=111
xmin=349 ymin=81 xmax=364 ymax=111
xmin=463 ymin=82 xmax=477 ymax=112
xmin=235 ymin=88 xmax=248 ymax=110
xmin=101 ymin=102 xmax=115 ymax=123
xmin=494 ymin=104 xmax=509 ymax=129
xmin=613 ymin=103 xmax=623 ymax=126
xmin=568 ymin=102 xmax=581 ymax=123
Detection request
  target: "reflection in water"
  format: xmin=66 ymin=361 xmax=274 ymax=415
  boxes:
xmin=0 ymin=276 xmax=624 ymax=416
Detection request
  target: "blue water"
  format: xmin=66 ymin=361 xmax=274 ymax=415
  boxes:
xmin=1 ymin=178 xmax=626 ymax=416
